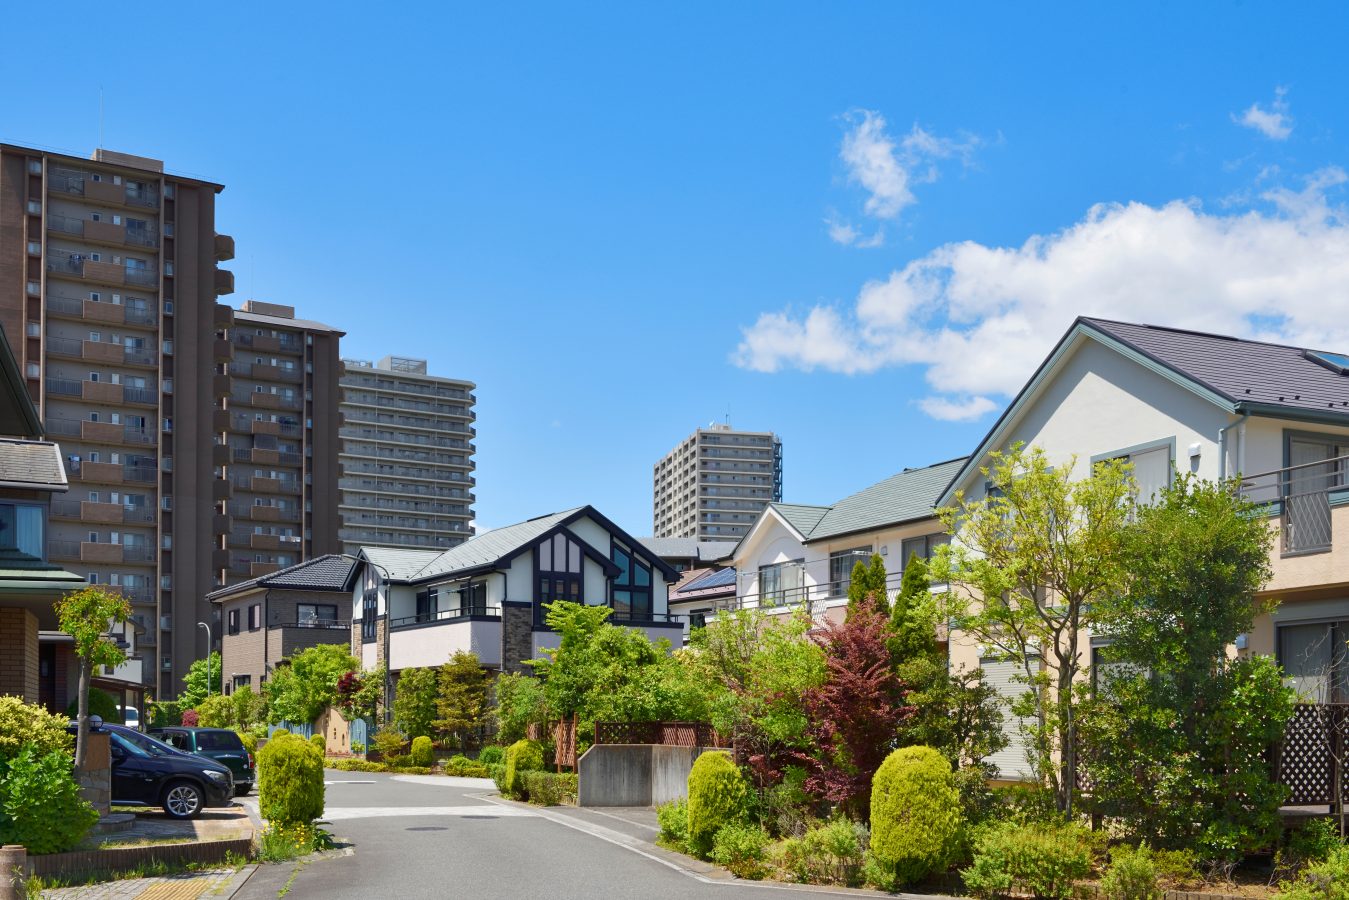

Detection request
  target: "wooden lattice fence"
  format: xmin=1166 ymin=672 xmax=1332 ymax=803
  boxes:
xmin=1276 ymin=703 xmax=1349 ymax=806
xmin=593 ymin=721 xmax=727 ymax=748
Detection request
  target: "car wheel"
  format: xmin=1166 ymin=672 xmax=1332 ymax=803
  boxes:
xmin=163 ymin=780 xmax=204 ymax=819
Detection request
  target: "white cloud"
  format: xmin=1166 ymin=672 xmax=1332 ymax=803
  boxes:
xmin=1234 ymin=87 xmax=1293 ymax=140
xmin=736 ymin=167 xmax=1349 ymax=420
xmin=831 ymin=111 xmax=981 ymax=245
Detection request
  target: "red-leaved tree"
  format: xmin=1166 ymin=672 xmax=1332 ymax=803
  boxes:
xmin=795 ymin=604 xmax=912 ymax=818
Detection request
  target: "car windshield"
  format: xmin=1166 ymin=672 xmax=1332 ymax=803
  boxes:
xmin=114 ymin=728 xmax=181 ymax=758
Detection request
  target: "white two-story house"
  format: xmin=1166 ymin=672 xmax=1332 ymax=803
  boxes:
xmin=348 ymin=505 xmax=682 ymax=676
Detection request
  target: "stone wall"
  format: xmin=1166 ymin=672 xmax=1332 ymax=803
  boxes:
xmin=0 ymin=608 xmax=39 ymax=703
xmin=501 ymin=602 xmax=532 ymax=674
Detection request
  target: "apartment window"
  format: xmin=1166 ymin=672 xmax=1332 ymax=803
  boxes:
xmin=227 ymin=609 xmax=240 ymax=635
xmin=829 ymin=547 xmax=872 ymax=597
xmin=758 ymin=560 xmax=803 ymax=606
xmin=248 ymin=604 xmax=261 ymax=631
xmin=1280 ymin=620 xmax=1349 ymax=703
xmin=900 ymin=533 xmax=951 ymax=571
xmin=297 ymin=604 xmax=337 ymax=627
xmin=611 ymin=540 xmax=652 ymax=620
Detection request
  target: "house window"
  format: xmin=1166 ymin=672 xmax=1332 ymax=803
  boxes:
xmin=297 ymin=603 xmax=337 ymax=627
xmin=828 ymin=547 xmax=872 ymax=597
xmin=0 ymin=503 xmax=45 ymax=559
xmin=441 ymin=581 xmax=487 ymax=617
xmin=227 ymin=609 xmax=239 ymax=635
xmin=900 ymin=533 xmax=951 ymax=570
xmin=1101 ymin=441 xmax=1173 ymax=506
xmin=233 ymin=674 xmax=252 ymax=691
xmin=1279 ymin=620 xmax=1349 ymax=703
xmin=611 ymin=541 xmax=652 ymax=620
xmin=537 ymin=532 xmax=583 ymax=617
xmin=758 ymin=560 xmax=803 ymax=606
xmin=361 ymin=589 xmax=378 ymax=641
xmin=248 ymin=604 xmax=261 ymax=631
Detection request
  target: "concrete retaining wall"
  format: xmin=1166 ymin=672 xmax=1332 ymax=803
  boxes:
xmin=577 ymin=744 xmax=710 ymax=807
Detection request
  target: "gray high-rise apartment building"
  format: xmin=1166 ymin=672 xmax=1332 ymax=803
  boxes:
xmin=653 ymin=423 xmax=783 ymax=542
xmin=0 ymin=143 xmax=235 ymax=697
xmin=338 ymin=356 xmax=476 ymax=552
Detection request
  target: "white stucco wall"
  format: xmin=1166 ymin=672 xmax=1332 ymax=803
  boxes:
xmin=389 ymin=620 xmax=502 ymax=669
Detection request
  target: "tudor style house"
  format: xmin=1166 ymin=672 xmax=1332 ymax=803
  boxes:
xmin=938 ymin=317 xmax=1349 ymax=777
xmin=348 ymin=506 xmax=682 ymax=676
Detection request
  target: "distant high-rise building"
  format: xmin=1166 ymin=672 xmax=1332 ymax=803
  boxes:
xmin=0 ymin=142 xmax=235 ymax=696
xmin=225 ymin=300 xmax=343 ymax=583
xmin=338 ymin=356 xmax=476 ymax=552
xmin=653 ymin=424 xmax=782 ymax=542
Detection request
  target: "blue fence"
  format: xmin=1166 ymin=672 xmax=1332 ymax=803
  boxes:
xmin=268 ymin=721 xmax=313 ymax=740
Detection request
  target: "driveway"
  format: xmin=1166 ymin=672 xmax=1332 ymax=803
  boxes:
xmin=234 ymin=771 xmax=882 ymax=899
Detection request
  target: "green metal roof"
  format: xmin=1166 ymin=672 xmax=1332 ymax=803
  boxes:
xmin=766 ymin=503 xmax=832 ymax=538
xmin=805 ymin=457 xmax=968 ymax=542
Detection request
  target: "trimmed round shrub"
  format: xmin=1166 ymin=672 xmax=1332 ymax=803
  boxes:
xmin=870 ymin=745 xmax=964 ymax=885
xmin=409 ymin=736 xmax=434 ymax=768
xmin=503 ymin=739 xmax=544 ymax=797
xmin=686 ymin=751 xmax=749 ymax=857
xmin=64 ymin=688 xmax=119 ymax=724
xmin=0 ymin=745 xmax=97 ymax=853
xmin=0 ymin=696 xmax=72 ymax=761
xmin=478 ymin=745 xmax=504 ymax=766
xmin=310 ymin=733 xmax=327 ymax=754
xmin=258 ymin=733 xmax=325 ymax=826
xmin=1101 ymin=845 xmax=1162 ymax=900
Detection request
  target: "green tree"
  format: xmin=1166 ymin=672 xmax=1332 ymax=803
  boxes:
xmin=393 ymin=666 xmax=440 ymax=739
xmin=265 ymin=645 xmax=360 ymax=725
xmin=889 ymin=555 xmax=938 ymax=662
xmin=179 ymin=651 xmax=222 ymax=708
xmin=493 ymin=672 xmax=547 ymax=744
xmin=846 ymin=553 xmax=889 ymax=617
xmin=56 ymin=587 xmax=131 ymax=768
xmin=436 ymin=652 xmax=491 ymax=750
xmin=934 ymin=444 xmax=1134 ymax=816
xmin=1080 ymin=474 xmax=1290 ymax=863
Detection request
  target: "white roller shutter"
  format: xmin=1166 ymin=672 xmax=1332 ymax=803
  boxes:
xmin=981 ymin=658 xmax=1037 ymax=781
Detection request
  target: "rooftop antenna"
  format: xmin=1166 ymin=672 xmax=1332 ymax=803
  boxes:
xmin=97 ymin=87 xmax=104 ymax=150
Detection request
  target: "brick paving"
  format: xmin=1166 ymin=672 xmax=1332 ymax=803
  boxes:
xmin=39 ymin=869 xmax=236 ymax=900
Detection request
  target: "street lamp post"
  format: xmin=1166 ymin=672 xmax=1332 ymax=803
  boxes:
xmin=196 ymin=621 xmax=213 ymax=695
xmin=336 ymin=554 xmax=393 ymax=726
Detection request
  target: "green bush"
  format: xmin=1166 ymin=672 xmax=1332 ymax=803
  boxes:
xmin=521 ymin=772 xmax=577 ymax=806
xmin=195 ymin=694 xmax=235 ymax=729
xmin=350 ymin=741 xmax=365 ymax=754
xmin=656 ymin=798 xmax=690 ymax=852
xmin=774 ymin=819 xmax=870 ymax=886
xmin=258 ymin=733 xmax=325 ymax=826
xmin=326 ymin=758 xmax=388 ymax=772
xmin=1286 ymin=818 xmax=1343 ymax=869
xmin=478 ymin=745 xmax=504 ymax=766
xmin=1150 ymin=848 xmax=1199 ymax=888
xmin=686 ymin=751 xmax=749 ymax=858
xmin=370 ymin=728 xmax=405 ymax=762
xmin=488 ymin=762 xmax=507 ymax=793
xmin=272 ymin=728 xmax=291 ymax=738
xmin=0 ymin=746 xmax=97 ymax=853
xmin=443 ymin=756 xmax=489 ymax=778
xmin=1101 ymin=845 xmax=1161 ymax=900
xmin=64 ymin=688 xmax=119 ymax=724
xmin=309 ymin=733 xmax=326 ymax=754
xmin=1277 ymin=845 xmax=1349 ymax=900
xmin=503 ymin=739 xmax=544 ymax=797
xmin=962 ymin=821 xmax=1096 ymax=900
xmin=870 ymin=746 xmax=964 ymax=886
xmin=148 ymin=700 xmax=184 ymax=729
xmin=409 ymin=736 xmax=434 ymax=768
xmin=0 ymin=696 xmax=72 ymax=761
xmin=711 ymin=822 xmax=771 ymax=879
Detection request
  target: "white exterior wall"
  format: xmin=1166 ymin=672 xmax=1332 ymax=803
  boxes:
xmin=389 ymin=620 xmax=502 ymax=668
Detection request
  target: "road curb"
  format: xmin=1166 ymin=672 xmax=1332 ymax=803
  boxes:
xmin=215 ymin=863 xmax=259 ymax=899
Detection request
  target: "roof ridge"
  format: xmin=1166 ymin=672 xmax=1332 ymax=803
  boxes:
xmin=1083 ymin=316 xmax=1349 ymax=357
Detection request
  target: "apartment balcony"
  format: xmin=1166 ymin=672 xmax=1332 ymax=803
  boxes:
xmin=47 ymin=169 xmax=160 ymax=209
xmin=388 ymin=606 xmax=503 ymax=669
xmin=235 ymin=333 xmax=302 ymax=354
xmin=214 ymin=234 xmax=235 ymax=262
xmin=46 ymin=251 xmax=157 ymax=290
xmin=80 ymin=542 xmax=123 ymax=564
xmin=46 ymin=295 xmax=156 ymax=327
xmin=47 ymin=214 xmax=159 ymax=250
xmin=69 ymin=461 xmax=124 ymax=485
xmin=213 ymin=338 xmax=232 ymax=362
xmin=232 ymin=390 xmax=301 ymax=411
xmin=213 ymin=303 xmax=233 ymax=328
xmin=45 ymin=337 xmax=157 ymax=369
xmin=1242 ymin=458 xmax=1349 ymax=595
xmin=229 ymin=362 xmax=303 ymax=383
xmin=214 ymin=269 xmax=234 ymax=297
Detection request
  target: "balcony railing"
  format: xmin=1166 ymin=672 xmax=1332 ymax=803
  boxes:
xmin=1238 ymin=453 xmax=1349 ymax=554
xmin=390 ymin=603 xmax=501 ymax=628
xmin=272 ymin=618 xmax=349 ymax=631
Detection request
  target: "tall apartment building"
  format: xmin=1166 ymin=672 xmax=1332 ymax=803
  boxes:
xmin=225 ymin=301 xmax=343 ymax=582
xmin=338 ymin=356 xmax=476 ymax=552
xmin=0 ymin=143 xmax=236 ymax=697
xmin=653 ymin=423 xmax=783 ymax=542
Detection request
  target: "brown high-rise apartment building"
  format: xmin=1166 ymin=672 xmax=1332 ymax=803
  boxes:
xmin=0 ymin=143 xmax=235 ymax=697
xmin=225 ymin=300 xmax=342 ymax=581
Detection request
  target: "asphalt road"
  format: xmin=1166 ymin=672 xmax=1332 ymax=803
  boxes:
xmin=234 ymin=772 xmax=876 ymax=900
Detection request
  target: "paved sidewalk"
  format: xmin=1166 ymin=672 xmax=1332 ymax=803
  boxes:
xmin=38 ymin=867 xmax=247 ymax=900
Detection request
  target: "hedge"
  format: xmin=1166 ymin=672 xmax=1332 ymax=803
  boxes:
xmin=503 ymin=740 xmax=544 ymax=797
xmin=258 ymin=733 xmax=325 ymax=826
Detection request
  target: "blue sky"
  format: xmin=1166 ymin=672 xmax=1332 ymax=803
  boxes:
xmin=6 ymin=2 xmax=1349 ymax=533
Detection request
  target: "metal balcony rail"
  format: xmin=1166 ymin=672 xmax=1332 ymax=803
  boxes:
xmin=46 ymin=377 xmax=82 ymax=397
xmin=390 ymin=602 xmax=502 ymax=628
xmin=124 ymin=465 xmax=157 ymax=483
xmin=1237 ymin=453 xmax=1349 ymax=554
xmin=235 ymin=333 xmax=303 ymax=351
xmin=122 ymin=545 xmax=156 ymax=562
xmin=275 ymin=617 xmax=350 ymax=630
xmin=339 ymin=375 xmax=474 ymax=401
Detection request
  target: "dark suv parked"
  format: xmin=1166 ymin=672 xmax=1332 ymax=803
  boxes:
xmin=70 ymin=722 xmax=234 ymax=819
xmin=150 ymin=727 xmax=255 ymax=796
